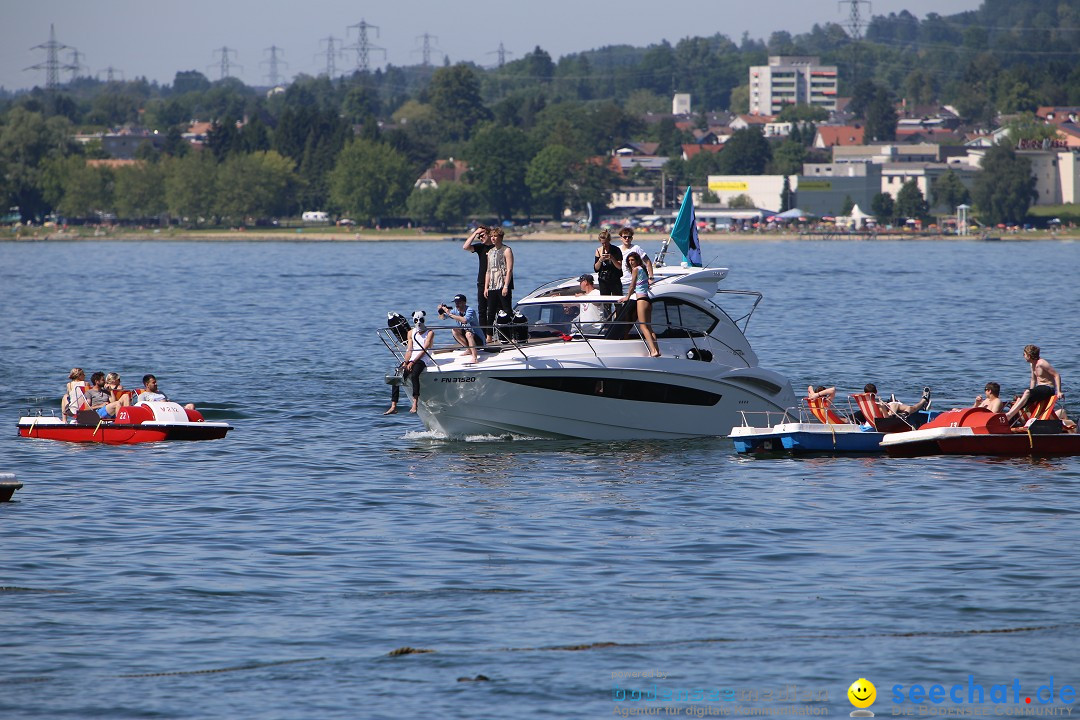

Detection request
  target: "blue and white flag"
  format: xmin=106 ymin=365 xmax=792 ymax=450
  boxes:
xmin=669 ymin=186 xmax=702 ymax=267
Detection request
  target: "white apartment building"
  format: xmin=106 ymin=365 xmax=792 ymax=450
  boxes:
xmin=749 ymin=56 xmax=838 ymax=116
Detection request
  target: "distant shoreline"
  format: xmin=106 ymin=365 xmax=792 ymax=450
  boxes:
xmin=4 ymin=229 xmax=1079 ymax=243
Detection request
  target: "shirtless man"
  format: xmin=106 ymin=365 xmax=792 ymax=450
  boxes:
xmin=974 ymin=382 xmax=1004 ymax=413
xmin=1005 ymin=345 xmax=1062 ymax=422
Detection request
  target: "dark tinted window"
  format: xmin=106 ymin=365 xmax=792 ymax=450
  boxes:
xmin=651 ymin=299 xmax=717 ymax=338
xmin=496 ymin=375 xmax=721 ymax=406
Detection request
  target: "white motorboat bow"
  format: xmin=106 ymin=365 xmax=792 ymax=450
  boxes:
xmin=379 ymin=265 xmax=798 ymax=440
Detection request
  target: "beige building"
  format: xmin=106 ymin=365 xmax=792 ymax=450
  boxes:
xmin=707 ymin=176 xmax=790 ymax=210
xmin=749 ymin=56 xmax=838 ymax=116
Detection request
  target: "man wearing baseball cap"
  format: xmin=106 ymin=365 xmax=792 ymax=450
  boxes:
xmin=439 ymin=293 xmax=484 ymax=364
xmin=574 ymin=274 xmax=605 ymax=335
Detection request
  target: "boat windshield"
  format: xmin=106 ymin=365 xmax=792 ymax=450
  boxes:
xmin=516 ymin=297 xmax=720 ymax=341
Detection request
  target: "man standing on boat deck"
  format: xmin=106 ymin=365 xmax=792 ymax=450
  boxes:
xmin=593 ymin=229 xmax=623 ymax=297
xmin=462 ymin=226 xmax=493 ymax=342
xmin=483 ymin=227 xmax=514 ymax=340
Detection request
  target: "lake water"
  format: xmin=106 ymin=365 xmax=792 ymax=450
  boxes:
xmin=2 ymin=238 xmax=1078 ymax=719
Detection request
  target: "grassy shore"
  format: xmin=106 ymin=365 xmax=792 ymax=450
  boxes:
xmin=6 ymin=225 xmax=1080 ymax=243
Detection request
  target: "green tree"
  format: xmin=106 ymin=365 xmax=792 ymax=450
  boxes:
xmin=780 ymin=176 xmax=793 ymax=212
xmin=86 ymin=92 xmax=141 ymax=126
xmin=465 ymin=124 xmax=534 ymax=220
xmin=684 ymin=150 xmax=725 ymax=186
xmin=0 ymin=107 xmax=76 ymax=221
xmin=406 ymin=187 xmax=440 ymax=227
xmin=871 ymin=192 xmax=895 ymax=224
xmin=770 ymin=139 xmax=806 ymax=176
xmin=777 ymin=104 xmax=829 ymax=123
xmin=207 ymin=118 xmax=241 ymax=161
xmin=718 ymin=128 xmax=771 ymax=175
xmin=972 ymin=143 xmax=1037 ymax=226
xmin=57 ymin=161 xmax=114 ymax=218
xmin=727 ymin=194 xmax=755 ymax=209
xmin=840 ymin=195 xmax=855 ymax=216
xmin=435 ymin=182 xmax=482 ymax=227
xmin=930 ymin=169 xmax=971 ymax=211
xmin=114 ymin=162 xmax=166 ymax=219
xmin=164 ymin=152 xmax=219 ymax=224
xmin=214 ymin=151 xmax=299 ymax=221
xmin=895 ymin=180 xmax=929 ymax=221
xmin=526 ymin=145 xmax=577 ymax=218
xmin=1002 ymin=112 xmax=1059 ymax=144
xmin=329 ymin=139 xmax=415 ymax=225
xmin=428 ymin=64 xmax=492 ymax=143
xmin=865 ymin=93 xmax=898 ymax=142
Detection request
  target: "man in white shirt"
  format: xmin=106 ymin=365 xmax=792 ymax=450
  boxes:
xmin=618 ymin=227 xmax=654 ymax=292
xmin=574 ymin=274 xmax=605 ymax=334
xmin=137 ymin=374 xmax=195 ymax=410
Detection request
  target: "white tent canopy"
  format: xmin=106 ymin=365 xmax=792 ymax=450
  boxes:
xmin=837 ymin=203 xmax=873 ymax=228
xmin=773 ymin=207 xmax=816 ymax=220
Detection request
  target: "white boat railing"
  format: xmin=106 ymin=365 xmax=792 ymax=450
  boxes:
xmin=737 ymin=408 xmax=797 ymax=427
xmin=377 ymin=318 xmax=742 ymax=367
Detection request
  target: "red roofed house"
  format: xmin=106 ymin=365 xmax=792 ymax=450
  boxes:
xmin=814 ymin=125 xmax=865 ymax=148
xmin=681 ymin=144 xmax=724 ymax=161
xmin=414 ymin=158 xmax=470 ymax=189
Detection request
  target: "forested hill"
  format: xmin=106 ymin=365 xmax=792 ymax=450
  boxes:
xmin=3 ymin=0 xmax=1078 ymax=123
xmin=1 ymin=0 xmax=1077 ymax=226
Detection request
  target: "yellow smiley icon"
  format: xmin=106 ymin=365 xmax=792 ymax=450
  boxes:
xmin=848 ymin=678 xmax=876 ymax=708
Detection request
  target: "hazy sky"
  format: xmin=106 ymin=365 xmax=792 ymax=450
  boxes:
xmin=4 ymin=0 xmax=983 ymax=92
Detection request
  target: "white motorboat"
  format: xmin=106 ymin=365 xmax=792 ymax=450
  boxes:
xmin=379 ymin=265 xmax=798 ymax=440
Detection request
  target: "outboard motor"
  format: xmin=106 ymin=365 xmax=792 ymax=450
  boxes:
xmin=686 ymin=348 xmax=713 ymax=362
xmin=387 ymin=311 xmax=410 ymax=345
xmin=511 ymin=310 xmax=529 ymax=344
xmin=494 ymin=310 xmax=512 ymax=343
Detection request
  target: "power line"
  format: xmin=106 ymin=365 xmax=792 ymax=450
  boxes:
xmin=208 ymin=47 xmax=242 ymax=81
xmin=413 ymin=33 xmax=441 ymax=68
xmin=262 ymin=45 xmax=288 ymax=86
xmin=97 ymin=66 xmax=125 ymax=83
xmin=316 ymin=36 xmax=344 ymax=78
xmin=25 ymin=24 xmax=72 ymax=90
xmin=347 ymin=19 xmax=386 ymax=73
xmin=66 ymin=49 xmax=88 ymax=81
xmin=488 ymin=42 xmax=513 ymax=68
xmin=839 ymin=0 xmax=871 ymax=88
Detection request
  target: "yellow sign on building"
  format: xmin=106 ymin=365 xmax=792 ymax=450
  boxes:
xmin=709 ymin=181 xmax=749 ymax=192
xmin=799 ymin=180 xmax=833 ymax=191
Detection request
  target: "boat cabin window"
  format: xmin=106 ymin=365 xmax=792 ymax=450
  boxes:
xmin=517 ymin=302 xmax=605 ymax=338
xmin=518 ymin=298 xmax=718 ymax=340
xmin=650 ymin=299 xmax=718 ymax=338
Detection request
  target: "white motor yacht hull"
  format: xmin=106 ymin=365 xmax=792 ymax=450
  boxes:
xmin=415 ymin=360 xmax=797 ymax=440
xmin=383 ymin=265 xmax=798 ymax=441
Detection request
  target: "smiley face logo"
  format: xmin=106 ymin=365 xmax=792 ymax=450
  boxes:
xmin=848 ymin=678 xmax=876 ymax=709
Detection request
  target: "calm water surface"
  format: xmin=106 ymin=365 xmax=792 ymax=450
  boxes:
xmin=2 ymin=238 xmax=1078 ymax=719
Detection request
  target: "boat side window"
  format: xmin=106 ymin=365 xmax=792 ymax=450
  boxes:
xmin=651 ymin=299 xmax=717 ymax=338
xmin=517 ymin=303 xmax=576 ymax=338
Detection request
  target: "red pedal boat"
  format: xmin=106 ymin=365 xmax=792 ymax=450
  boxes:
xmin=18 ymin=402 xmax=231 ymax=445
xmin=880 ymin=407 xmax=1080 ymax=457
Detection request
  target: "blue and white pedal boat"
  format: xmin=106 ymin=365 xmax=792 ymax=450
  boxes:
xmin=731 ymin=413 xmax=884 ymax=455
